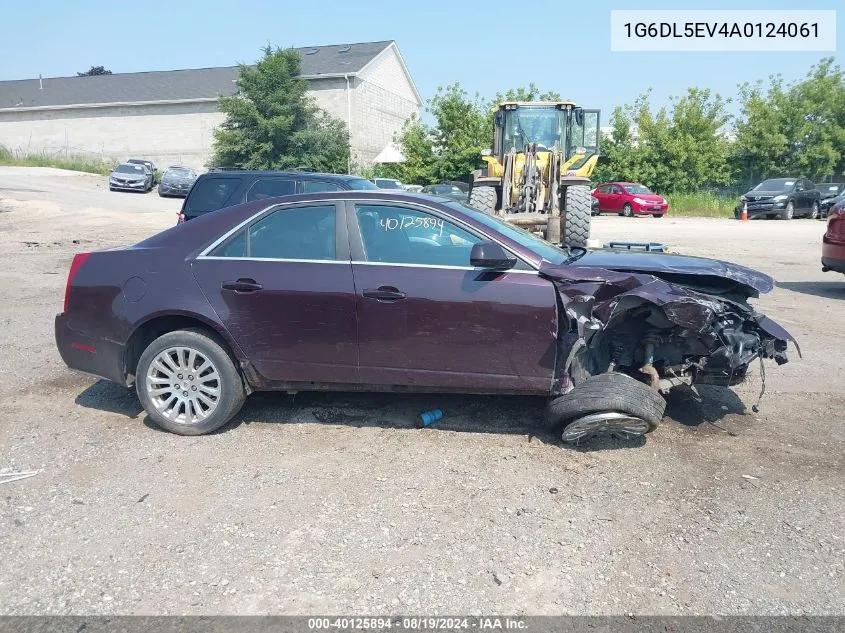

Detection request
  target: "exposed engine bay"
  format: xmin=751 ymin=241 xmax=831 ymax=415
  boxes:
xmin=538 ymin=256 xmax=799 ymax=408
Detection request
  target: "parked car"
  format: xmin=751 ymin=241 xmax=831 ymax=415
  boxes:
xmin=444 ymin=181 xmax=469 ymax=193
xmin=822 ymin=197 xmax=845 ymax=275
xmin=591 ymin=182 xmax=669 ymax=217
xmin=420 ymin=183 xmax=469 ymax=201
xmin=177 ymin=169 xmax=379 ymax=223
xmin=127 ymin=158 xmax=156 ymax=175
xmin=404 ymin=184 xmax=424 ymax=193
xmin=820 ymin=192 xmax=845 ymax=219
xmin=109 ymin=162 xmax=153 ymax=192
xmin=158 ymin=166 xmax=198 ymax=198
xmin=817 ymin=183 xmax=845 ymax=218
xmin=736 ymin=178 xmax=821 ymax=220
xmin=373 ymin=178 xmax=405 ymax=190
xmin=55 ymin=191 xmax=795 ymax=443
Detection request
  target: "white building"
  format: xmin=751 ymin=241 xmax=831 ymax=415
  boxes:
xmin=0 ymin=40 xmax=421 ymax=170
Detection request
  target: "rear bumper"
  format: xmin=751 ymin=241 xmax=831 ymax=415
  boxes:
xmin=55 ymin=313 xmax=128 ymax=386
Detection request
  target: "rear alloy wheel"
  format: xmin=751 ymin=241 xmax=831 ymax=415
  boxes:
xmin=136 ymin=328 xmax=245 ymax=436
xmin=468 ymin=185 xmax=497 ymax=215
xmin=809 ymin=202 xmax=819 ymax=220
xmin=782 ymin=201 xmax=794 ymax=220
xmin=621 ymin=203 xmax=633 ymax=217
xmin=562 ymin=185 xmax=591 ymax=249
xmin=543 ymin=372 xmax=665 ymax=444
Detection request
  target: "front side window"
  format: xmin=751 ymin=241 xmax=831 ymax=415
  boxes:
xmin=355 ymin=205 xmax=480 ymax=267
xmin=185 ymin=177 xmax=242 ymax=213
xmin=210 ymin=205 xmax=336 ymax=261
xmin=597 ymin=184 xmax=611 ymax=194
xmin=246 ymin=178 xmax=296 ymax=202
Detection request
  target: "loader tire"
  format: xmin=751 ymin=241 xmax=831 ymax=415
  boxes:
xmin=468 ymin=185 xmax=497 ymax=214
xmin=562 ymin=185 xmax=591 ymax=248
xmin=542 ymin=372 xmax=665 ymax=432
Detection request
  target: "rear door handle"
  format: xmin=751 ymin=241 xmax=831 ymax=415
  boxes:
xmin=222 ymin=278 xmax=263 ymax=293
xmin=363 ymin=286 xmax=407 ymax=302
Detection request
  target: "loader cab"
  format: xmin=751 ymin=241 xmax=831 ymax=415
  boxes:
xmin=492 ymin=102 xmax=600 ymax=166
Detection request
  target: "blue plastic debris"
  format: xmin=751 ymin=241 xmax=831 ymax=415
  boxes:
xmin=418 ymin=409 xmax=444 ymax=427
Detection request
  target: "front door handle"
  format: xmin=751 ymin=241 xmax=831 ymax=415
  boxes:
xmin=363 ymin=286 xmax=407 ymax=302
xmin=222 ymin=278 xmax=263 ymax=293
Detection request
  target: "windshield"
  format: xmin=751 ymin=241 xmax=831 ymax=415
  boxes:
xmin=115 ymin=164 xmax=145 ymax=174
xmin=375 ymin=179 xmax=403 ymax=189
xmin=346 ymin=177 xmax=380 ymax=191
xmin=754 ymin=179 xmax=794 ymax=191
xmin=502 ymin=106 xmax=565 ymax=152
xmin=446 ymin=202 xmax=569 ymax=265
xmin=622 ymin=184 xmax=654 ymax=195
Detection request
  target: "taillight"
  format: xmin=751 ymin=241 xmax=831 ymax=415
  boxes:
xmin=64 ymin=252 xmax=91 ymax=312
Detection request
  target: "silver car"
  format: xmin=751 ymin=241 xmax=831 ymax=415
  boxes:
xmin=158 ymin=166 xmax=198 ymax=198
xmin=109 ymin=163 xmax=153 ymax=192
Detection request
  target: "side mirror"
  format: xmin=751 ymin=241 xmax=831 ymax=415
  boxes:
xmin=470 ymin=241 xmax=517 ymax=270
xmin=481 ymin=148 xmax=492 ymax=157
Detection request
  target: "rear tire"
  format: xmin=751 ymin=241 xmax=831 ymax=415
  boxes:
xmin=136 ymin=328 xmax=246 ymax=436
xmin=809 ymin=202 xmax=819 ymax=219
xmin=543 ymin=372 xmax=665 ymax=433
xmin=622 ymin=203 xmax=633 ymax=217
xmin=468 ymin=185 xmax=497 ymax=215
xmin=562 ymin=185 xmax=591 ymax=249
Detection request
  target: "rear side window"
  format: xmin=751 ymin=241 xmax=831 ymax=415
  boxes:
xmin=185 ymin=177 xmax=242 ymax=213
xmin=210 ymin=205 xmax=336 ymax=261
xmin=246 ymin=178 xmax=296 ymax=202
xmin=302 ymin=180 xmax=342 ymax=193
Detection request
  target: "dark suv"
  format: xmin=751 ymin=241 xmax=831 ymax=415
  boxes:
xmin=177 ymin=169 xmax=380 ymax=223
xmin=736 ymin=178 xmax=821 ymax=220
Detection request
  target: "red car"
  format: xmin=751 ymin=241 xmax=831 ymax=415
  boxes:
xmin=592 ymin=182 xmax=669 ymax=217
xmin=822 ymin=198 xmax=845 ymax=275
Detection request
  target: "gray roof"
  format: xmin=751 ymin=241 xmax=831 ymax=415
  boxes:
xmin=0 ymin=40 xmax=393 ymax=110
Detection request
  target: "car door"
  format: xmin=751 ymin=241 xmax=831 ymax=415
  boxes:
xmin=792 ymin=180 xmax=806 ymax=211
xmin=804 ymin=180 xmax=818 ymax=210
xmin=593 ymin=184 xmax=611 ymax=211
xmin=347 ymin=201 xmax=558 ymax=393
xmin=191 ymin=201 xmax=359 ymax=384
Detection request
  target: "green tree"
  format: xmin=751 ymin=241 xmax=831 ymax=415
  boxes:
xmin=377 ymin=115 xmax=438 ymax=184
xmin=77 ymin=65 xmax=111 ymax=76
xmin=210 ymin=45 xmax=350 ymax=172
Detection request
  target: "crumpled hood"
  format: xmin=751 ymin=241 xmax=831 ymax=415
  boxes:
xmin=571 ymin=250 xmax=774 ymax=297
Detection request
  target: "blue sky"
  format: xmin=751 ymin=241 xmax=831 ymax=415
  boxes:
xmin=0 ymin=0 xmax=840 ymax=121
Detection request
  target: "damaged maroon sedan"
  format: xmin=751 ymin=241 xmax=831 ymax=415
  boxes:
xmin=55 ymin=192 xmax=798 ymax=442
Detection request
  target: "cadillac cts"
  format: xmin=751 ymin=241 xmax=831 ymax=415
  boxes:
xmin=55 ymin=192 xmax=798 ymax=442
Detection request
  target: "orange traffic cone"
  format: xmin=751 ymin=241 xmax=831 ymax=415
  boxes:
xmin=741 ymin=201 xmax=748 ymax=222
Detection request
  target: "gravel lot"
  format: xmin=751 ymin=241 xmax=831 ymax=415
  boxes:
xmin=0 ymin=167 xmax=842 ymax=615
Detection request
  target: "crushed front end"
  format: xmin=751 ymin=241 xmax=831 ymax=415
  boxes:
xmin=540 ymin=259 xmax=799 ymax=407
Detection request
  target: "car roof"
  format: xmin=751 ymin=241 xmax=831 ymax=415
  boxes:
xmin=202 ymin=169 xmax=366 ymax=182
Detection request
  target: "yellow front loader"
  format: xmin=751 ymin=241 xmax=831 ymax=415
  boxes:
xmin=467 ymin=102 xmax=600 ymax=248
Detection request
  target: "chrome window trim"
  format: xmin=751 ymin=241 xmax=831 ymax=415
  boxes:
xmin=350 ymin=261 xmax=538 ymax=274
xmin=198 ymin=197 xmax=544 ymax=273
xmin=200 ymin=257 xmax=348 ymax=264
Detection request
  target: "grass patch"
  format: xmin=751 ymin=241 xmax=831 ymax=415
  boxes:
xmin=0 ymin=145 xmax=116 ymax=176
xmin=665 ymin=192 xmax=737 ymax=218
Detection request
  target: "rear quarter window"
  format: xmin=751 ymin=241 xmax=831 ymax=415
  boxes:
xmin=184 ymin=177 xmax=242 ymax=214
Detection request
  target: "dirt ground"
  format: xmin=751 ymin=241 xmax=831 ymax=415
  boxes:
xmin=0 ymin=166 xmax=842 ymax=615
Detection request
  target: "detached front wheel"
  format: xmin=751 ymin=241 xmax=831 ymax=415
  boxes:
xmin=544 ymin=372 xmax=666 ymax=443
